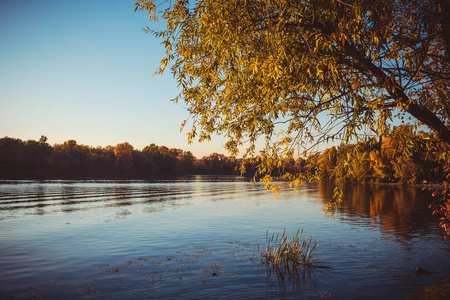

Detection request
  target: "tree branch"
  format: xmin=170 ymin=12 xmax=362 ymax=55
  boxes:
xmin=342 ymin=42 xmax=450 ymax=146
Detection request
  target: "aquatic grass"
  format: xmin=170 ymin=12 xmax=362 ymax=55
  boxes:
xmin=258 ymin=229 xmax=324 ymax=271
xmin=257 ymin=229 xmax=329 ymax=289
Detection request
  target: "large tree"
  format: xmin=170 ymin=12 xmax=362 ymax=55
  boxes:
xmin=136 ymin=0 xmax=449 ymax=171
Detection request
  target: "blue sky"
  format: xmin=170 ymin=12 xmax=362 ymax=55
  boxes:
xmin=0 ymin=0 xmax=227 ymax=158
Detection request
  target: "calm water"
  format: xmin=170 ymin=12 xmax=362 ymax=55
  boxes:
xmin=0 ymin=177 xmax=449 ymax=299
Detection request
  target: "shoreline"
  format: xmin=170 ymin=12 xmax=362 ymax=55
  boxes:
xmin=369 ymin=181 xmax=444 ymax=188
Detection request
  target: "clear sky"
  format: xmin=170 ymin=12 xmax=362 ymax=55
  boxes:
xmin=0 ymin=0 xmax=228 ymax=158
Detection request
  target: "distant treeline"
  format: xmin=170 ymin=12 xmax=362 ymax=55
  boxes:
xmin=0 ymin=136 xmax=239 ymax=179
xmin=1 ymin=125 xmax=449 ymax=182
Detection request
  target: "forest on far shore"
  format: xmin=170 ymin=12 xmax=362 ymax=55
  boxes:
xmin=0 ymin=136 xmax=238 ymax=178
xmin=1 ymin=124 xmax=449 ymax=183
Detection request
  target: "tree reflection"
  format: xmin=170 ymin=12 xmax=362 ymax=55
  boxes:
xmin=317 ymin=182 xmax=441 ymax=240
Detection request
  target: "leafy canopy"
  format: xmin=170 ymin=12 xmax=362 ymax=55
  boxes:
xmin=136 ymin=0 xmax=450 ymax=171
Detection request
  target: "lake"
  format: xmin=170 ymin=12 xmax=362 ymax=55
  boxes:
xmin=0 ymin=177 xmax=449 ymax=299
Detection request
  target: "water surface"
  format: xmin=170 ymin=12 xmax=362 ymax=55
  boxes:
xmin=0 ymin=177 xmax=449 ymax=299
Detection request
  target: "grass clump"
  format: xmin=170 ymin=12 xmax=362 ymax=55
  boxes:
xmin=259 ymin=229 xmax=320 ymax=270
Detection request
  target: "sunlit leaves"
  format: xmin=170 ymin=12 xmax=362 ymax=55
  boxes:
xmin=136 ymin=0 xmax=450 ymax=184
xmin=114 ymin=142 xmax=134 ymax=171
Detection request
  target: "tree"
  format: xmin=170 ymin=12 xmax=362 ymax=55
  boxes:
xmin=114 ymin=142 xmax=134 ymax=171
xmin=177 ymin=150 xmax=196 ymax=174
xmin=0 ymin=137 xmax=24 ymax=176
xmin=137 ymin=0 xmax=450 ymax=236
xmin=136 ymin=0 xmax=450 ymax=168
xmin=317 ymin=146 xmax=338 ymax=180
xmin=22 ymin=138 xmax=52 ymax=174
xmin=197 ymin=152 xmax=238 ymax=174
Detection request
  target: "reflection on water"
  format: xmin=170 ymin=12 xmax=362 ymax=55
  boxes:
xmin=262 ymin=258 xmax=331 ymax=297
xmin=0 ymin=178 xmax=449 ymax=299
xmin=317 ymin=182 xmax=442 ymax=241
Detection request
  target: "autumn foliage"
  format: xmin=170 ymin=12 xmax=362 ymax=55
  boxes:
xmin=135 ymin=0 xmax=450 ymax=236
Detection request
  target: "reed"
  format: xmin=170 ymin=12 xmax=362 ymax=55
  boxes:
xmin=259 ymin=229 xmax=319 ymax=271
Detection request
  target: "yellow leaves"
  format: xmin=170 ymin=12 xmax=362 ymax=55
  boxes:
xmin=314 ymin=37 xmax=322 ymax=52
xmin=252 ymin=62 xmax=259 ymax=76
xmin=323 ymin=186 xmax=343 ymax=219
xmin=140 ymin=0 xmax=449 ymax=186
xmin=135 ymin=0 xmax=158 ymax=22
xmin=260 ymin=174 xmax=273 ymax=189
xmin=180 ymin=120 xmax=186 ymax=132
xmin=288 ymin=178 xmax=303 ymax=193
xmin=327 ymin=61 xmax=338 ymax=77
xmin=260 ymin=175 xmax=280 ymax=198
xmin=372 ymin=52 xmax=380 ymax=62
xmin=186 ymin=135 xmax=194 ymax=145
xmin=316 ymin=67 xmax=324 ymax=80
xmin=373 ymin=36 xmax=379 ymax=48
xmin=293 ymin=178 xmax=303 ymax=187
xmin=281 ymin=136 xmax=291 ymax=146
xmin=271 ymin=185 xmax=281 ymax=198
xmin=186 ymin=125 xmax=196 ymax=145
xmin=351 ymin=33 xmax=361 ymax=45
xmin=274 ymin=64 xmax=281 ymax=75
xmin=391 ymin=85 xmax=397 ymax=95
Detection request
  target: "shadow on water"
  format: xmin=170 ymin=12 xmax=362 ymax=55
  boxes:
xmin=261 ymin=261 xmax=332 ymax=297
